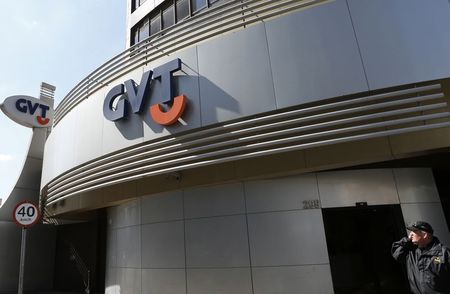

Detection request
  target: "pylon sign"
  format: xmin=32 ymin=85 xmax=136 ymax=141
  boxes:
xmin=1 ymin=95 xmax=53 ymax=128
xmin=13 ymin=201 xmax=41 ymax=227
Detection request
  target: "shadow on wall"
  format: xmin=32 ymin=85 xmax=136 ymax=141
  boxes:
xmin=113 ymin=72 xmax=240 ymax=140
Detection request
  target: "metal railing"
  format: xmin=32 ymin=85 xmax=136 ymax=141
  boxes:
xmin=68 ymin=242 xmax=91 ymax=294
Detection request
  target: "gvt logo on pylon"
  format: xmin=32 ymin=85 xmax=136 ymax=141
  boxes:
xmin=103 ymin=58 xmax=187 ymax=126
xmin=0 ymin=95 xmax=53 ymax=128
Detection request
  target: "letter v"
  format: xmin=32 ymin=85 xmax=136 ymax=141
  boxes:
xmin=124 ymin=70 xmax=153 ymax=114
xmin=27 ymin=100 xmax=39 ymax=115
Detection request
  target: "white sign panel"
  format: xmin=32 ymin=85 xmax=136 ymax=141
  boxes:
xmin=0 ymin=95 xmax=53 ymax=128
xmin=13 ymin=201 xmax=40 ymax=227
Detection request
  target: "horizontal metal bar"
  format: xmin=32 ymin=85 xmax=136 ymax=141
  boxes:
xmin=47 ymin=101 xmax=447 ymax=194
xmin=46 ymin=112 xmax=449 ymax=200
xmin=47 ymin=85 xmax=443 ymax=190
xmin=46 ymin=120 xmax=450 ymax=206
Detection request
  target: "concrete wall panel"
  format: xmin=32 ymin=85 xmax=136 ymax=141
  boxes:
xmin=184 ymin=182 xmax=245 ymax=219
xmin=141 ymin=191 xmax=184 ymax=224
xmin=248 ymin=210 xmax=329 ymax=266
xmin=252 ymin=265 xmax=334 ymax=294
xmin=117 ymin=268 xmax=141 ymax=294
xmin=244 ymin=175 xmax=319 ymax=213
xmin=394 ymin=168 xmax=440 ymax=203
xmin=348 ymin=0 xmax=450 ymax=89
xmin=266 ymin=0 xmax=368 ymax=108
xmin=116 ymin=225 xmax=141 ymax=268
xmin=187 ymin=268 xmax=252 ymax=294
xmin=185 ymin=215 xmax=250 ymax=267
xmin=141 ymin=221 xmax=185 ymax=268
xmin=73 ymin=88 xmax=106 ymax=166
xmin=318 ymin=169 xmax=399 ymax=208
xmin=142 ymin=269 xmax=186 ymax=294
xmin=197 ymin=23 xmax=276 ymax=125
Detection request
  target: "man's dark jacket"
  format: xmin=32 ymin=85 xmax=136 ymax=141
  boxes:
xmin=392 ymin=236 xmax=450 ymax=294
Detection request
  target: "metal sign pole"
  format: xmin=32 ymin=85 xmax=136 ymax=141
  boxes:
xmin=18 ymin=227 xmax=27 ymax=294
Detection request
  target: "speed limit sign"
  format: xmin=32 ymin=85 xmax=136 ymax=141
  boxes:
xmin=13 ymin=201 xmax=40 ymax=227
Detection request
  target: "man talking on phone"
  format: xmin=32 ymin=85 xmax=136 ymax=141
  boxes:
xmin=392 ymin=221 xmax=450 ymax=294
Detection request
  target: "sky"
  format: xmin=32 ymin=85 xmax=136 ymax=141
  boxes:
xmin=0 ymin=1 xmax=126 ymax=204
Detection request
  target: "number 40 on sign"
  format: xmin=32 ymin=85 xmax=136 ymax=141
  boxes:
xmin=13 ymin=201 xmax=40 ymax=227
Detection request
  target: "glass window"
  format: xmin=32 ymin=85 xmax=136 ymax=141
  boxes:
xmin=150 ymin=14 xmax=161 ymax=36
xmin=191 ymin=0 xmax=206 ymax=13
xmin=139 ymin=19 xmax=149 ymax=41
xmin=176 ymin=0 xmax=189 ymax=22
xmin=132 ymin=27 xmax=139 ymax=45
xmin=162 ymin=5 xmax=175 ymax=29
xmin=132 ymin=0 xmax=139 ymax=12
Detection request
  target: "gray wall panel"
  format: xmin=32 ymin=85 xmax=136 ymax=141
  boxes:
xmin=401 ymin=203 xmax=450 ymax=246
xmin=141 ymin=221 xmax=185 ymax=268
xmin=187 ymin=268 xmax=253 ymax=294
xmin=42 ymin=105 xmax=77 ymax=184
xmin=184 ymin=182 xmax=245 ymax=219
xmin=252 ymin=265 xmax=334 ymax=294
xmin=105 ymin=267 xmax=117 ymax=294
xmin=198 ymin=23 xmax=276 ymax=125
xmin=117 ymin=268 xmax=141 ymax=294
xmin=185 ymin=215 xmax=250 ymax=267
xmin=394 ymin=168 xmax=440 ymax=204
xmin=116 ymin=225 xmax=141 ymax=268
xmin=348 ymin=0 xmax=450 ymax=89
xmin=108 ymin=199 xmax=141 ymax=229
xmin=244 ymin=175 xmax=319 ymax=213
xmin=141 ymin=191 xmax=184 ymax=224
xmin=318 ymin=169 xmax=399 ymax=208
xmin=248 ymin=210 xmax=329 ymax=266
xmin=73 ymin=88 xmax=105 ymax=167
xmin=142 ymin=269 xmax=186 ymax=294
xmin=106 ymin=229 xmax=117 ymax=268
xmin=266 ymin=0 xmax=368 ymax=109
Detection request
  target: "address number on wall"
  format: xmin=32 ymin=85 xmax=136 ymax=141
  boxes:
xmin=303 ymin=199 xmax=321 ymax=209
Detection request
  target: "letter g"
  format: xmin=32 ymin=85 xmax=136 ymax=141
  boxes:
xmin=103 ymin=84 xmax=127 ymax=121
xmin=15 ymin=99 xmax=28 ymax=113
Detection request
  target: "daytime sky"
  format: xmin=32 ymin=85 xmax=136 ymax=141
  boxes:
xmin=0 ymin=1 xmax=126 ymax=204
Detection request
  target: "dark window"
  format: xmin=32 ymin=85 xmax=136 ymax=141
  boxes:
xmin=132 ymin=0 xmax=148 ymax=13
xmin=162 ymin=5 xmax=175 ymax=29
xmin=150 ymin=14 xmax=161 ymax=36
xmin=209 ymin=0 xmax=230 ymax=6
xmin=132 ymin=27 xmax=139 ymax=45
xmin=191 ymin=0 xmax=206 ymax=13
xmin=176 ymin=0 xmax=189 ymax=21
xmin=139 ymin=19 xmax=149 ymax=41
xmin=132 ymin=0 xmax=139 ymax=12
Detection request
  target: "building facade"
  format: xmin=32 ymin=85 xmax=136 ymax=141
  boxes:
xmin=3 ymin=0 xmax=450 ymax=293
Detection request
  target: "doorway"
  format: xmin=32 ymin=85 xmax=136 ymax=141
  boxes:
xmin=322 ymin=205 xmax=409 ymax=294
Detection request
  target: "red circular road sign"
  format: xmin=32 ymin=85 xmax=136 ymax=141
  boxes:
xmin=13 ymin=201 xmax=41 ymax=227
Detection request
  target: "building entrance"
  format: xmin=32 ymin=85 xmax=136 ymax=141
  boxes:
xmin=322 ymin=205 xmax=410 ymax=294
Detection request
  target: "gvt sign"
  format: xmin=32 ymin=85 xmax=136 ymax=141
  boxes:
xmin=103 ymin=58 xmax=187 ymax=126
xmin=0 ymin=95 xmax=53 ymax=128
